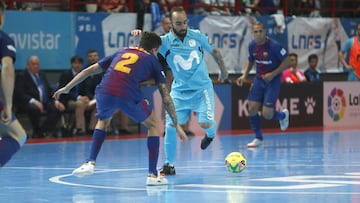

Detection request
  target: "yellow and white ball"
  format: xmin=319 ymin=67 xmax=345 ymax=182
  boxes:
xmin=225 ymin=152 xmax=247 ymax=173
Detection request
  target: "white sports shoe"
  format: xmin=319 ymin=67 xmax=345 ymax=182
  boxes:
xmin=146 ymin=173 xmax=168 ymax=186
xmin=279 ymin=109 xmax=289 ymax=131
xmin=247 ymin=138 xmax=263 ymax=148
xmin=72 ymin=161 xmax=95 ymax=177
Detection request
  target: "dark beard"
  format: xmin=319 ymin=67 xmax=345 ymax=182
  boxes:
xmin=173 ymin=29 xmax=187 ymax=40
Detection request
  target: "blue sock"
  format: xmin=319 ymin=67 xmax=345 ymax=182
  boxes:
xmin=164 ymin=125 xmax=177 ymax=165
xmin=204 ymin=121 xmax=217 ymax=138
xmin=0 ymin=136 xmax=20 ymax=167
xmin=147 ymin=136 xmax=159 ymax=175
xmin=272 ymin=111 xmax=285 ymax=120
xmin=249 ymin=115 xmax=263 ymax=140
xmin=88 ymin=129 xmax=107 ymax=161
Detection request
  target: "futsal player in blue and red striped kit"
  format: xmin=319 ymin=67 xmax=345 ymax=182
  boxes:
xmin=236 ymin=22 xmax=290 ymax=148
xmin=53 ymin=32 xmax=187 ymax=185
xmin=0 ymin=1 xmax=27 ymax=167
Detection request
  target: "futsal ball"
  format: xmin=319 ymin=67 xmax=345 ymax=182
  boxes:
xmin=225 ymin=152 xmax=247 ymax=173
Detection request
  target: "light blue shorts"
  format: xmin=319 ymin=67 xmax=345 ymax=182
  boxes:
xmin=166 ymin=87 xmax=215 ymax=125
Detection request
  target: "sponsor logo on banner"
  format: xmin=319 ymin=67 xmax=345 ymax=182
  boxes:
xmin=287 ymin=18 xmax=349 ymax=73
xmin=326 ymin=88 xmax=346 ymax=121
xmin=101 ymin=14 xmax=139 ymax=56
xmin=4 ymin=11 xmax=73 ymax=70
xmin=232 ymin=83 xmax=323 ymax=129
xmin=324 ymin=82 xmax=360 ymax=127
xmin=197 ymin=16 xmax=252 ymax=74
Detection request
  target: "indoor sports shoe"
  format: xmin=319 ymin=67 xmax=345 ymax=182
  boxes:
xmin=159 ymin=163 xmax=176 ymax=176
xmin=72 ymin=161 xmax=95 ymax=177
xmin=279 ymin=109 xmax=289 ymax=131
xmin=200 ymin=135 xmax=213 ymax=150
xmin=247 ymin=138 xmax=263 ymax=148
xmin=146 ymin=173 xmax=169 ymax=186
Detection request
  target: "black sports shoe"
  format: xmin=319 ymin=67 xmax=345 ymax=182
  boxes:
xmin=200 ymin=135 xmax=213 ymax=150
xmin=159 ymin=163 xmax=176 ymax=176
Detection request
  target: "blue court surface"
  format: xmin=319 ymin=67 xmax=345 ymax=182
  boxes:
xmin=1 ymin=130 xmax=360 ymax=203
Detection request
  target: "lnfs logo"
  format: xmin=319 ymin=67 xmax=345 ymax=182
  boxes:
xmin=211 ymin=33 xmax=237 ymax=48
xmin=327 ymin=87 xmax=346 ymax=121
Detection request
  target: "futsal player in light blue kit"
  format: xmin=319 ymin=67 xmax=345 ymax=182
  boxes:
xmin=133 ymin=6 xmax=228 ymax=175
xmin=236 ymin=22 xmax=290 ymax=148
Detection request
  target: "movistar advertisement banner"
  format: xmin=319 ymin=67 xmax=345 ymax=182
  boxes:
xmin=4 ymin=11 xmax=74 ymax=70
xmin=323 ymin=82 xmax=360 ymax=127
xmin=3 ymin=10 xmax=359 ymax=73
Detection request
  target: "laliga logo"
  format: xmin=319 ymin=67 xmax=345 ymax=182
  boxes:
xmin=327 ymin=88 xmax=346 ymax=121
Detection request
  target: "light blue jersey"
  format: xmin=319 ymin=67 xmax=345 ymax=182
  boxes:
xmin=159 ymin=29 xmax=214 ymax=99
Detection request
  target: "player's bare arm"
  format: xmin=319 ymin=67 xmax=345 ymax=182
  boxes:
xmin=1 ymin=56 xmax=15 ymax=124
xmin=158 ymin=82 xmax=188 ymax=143
xmin=212 ymin=48 xmax=228 ymax=82
xmin=338 ymin=51 xmax=354 ymax=70
xmin=53 ymin=63 xmax=103 ymax=100
xmin=236 ymin=61 xmax=253 ymax=86
xmin=158 ymin=83 xmax=177 ymax=124
xmin=262 ymin=56 xmax=291 ymax=82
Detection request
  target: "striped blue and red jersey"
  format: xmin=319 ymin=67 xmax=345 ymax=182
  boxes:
xmin=96 ymin=47 xmax=166 ymax=102
xmin=248 ymin=37 xmax=288 ymax=78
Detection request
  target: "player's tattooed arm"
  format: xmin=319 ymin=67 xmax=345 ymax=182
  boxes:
xmin=158 ymin=82 xmax=178 ymax=125
xmin=212 ymin=47 xmax=228 ymax=82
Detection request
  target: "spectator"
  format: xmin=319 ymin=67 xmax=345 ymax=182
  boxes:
xmin=20 ymin=2 xmax=43 ymax=11
xmin=339 ymin=22 xmax=360 ymax=81
xmin=14 ymin=56 xmax=62 ymax=138
xmin=304 ymin=54 xmax=321 ymax=82
xmin=189 ymin=0 xmax=209 ymax=15
xmin=58 ymin=56 xmax=88 ymax=136
xmin=79 ymin=49 xmax=102 ymax=134
xmin=154 ymin=15 xmax=172 ymax=36
xmin=100 ymin=0 xmax=128 ymax=13
xmin=297 ymin=0 xmax=321 ymax=17
xmin=281 ymin=53 xmax=306 ymax=83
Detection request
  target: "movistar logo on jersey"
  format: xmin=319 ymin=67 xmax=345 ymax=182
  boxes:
xmin=173 ymin=50 xmax=200 ymax=71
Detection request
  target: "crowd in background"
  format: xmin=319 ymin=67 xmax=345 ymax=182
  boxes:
xmin=3 ymin=0 xmax=360 ymax=18
xmin=13 ymin=51 xmax=133 ymax=139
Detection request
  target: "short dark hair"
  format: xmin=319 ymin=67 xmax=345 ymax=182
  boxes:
xmin=71 ymin=55 xmax=83 ymax=64
xmin=139 ymin=32 xmax=161 ymax=51
xmin=289 ymin=53 xmax=298 ymax=58
xmin=87 ymin=49 xmax=98 ymax=55
xmin=308 ymin=54 xmax=318 ymax=62
xmin=252 ymin=22 xmax=265 ymax=30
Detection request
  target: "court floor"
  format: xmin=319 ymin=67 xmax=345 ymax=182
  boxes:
xmin=1 ymin=129 xmax=360 ymax=203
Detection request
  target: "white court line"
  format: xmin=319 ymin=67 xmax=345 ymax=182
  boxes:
xmin=43 ymin=166 xmax=360 ymax=195
xmin=5 ymin=166 xmax=360 ymax=194
xmin=49 ymin=173 xmax=360 ymax=195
